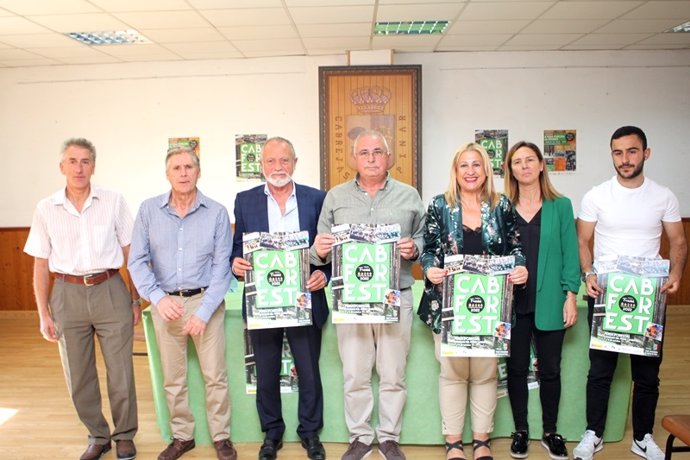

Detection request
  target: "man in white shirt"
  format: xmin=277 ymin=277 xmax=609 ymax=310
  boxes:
xmin=574 ymin=126 xmax=687 ymax=460
xmin=24 ymin=138 xmax=140 ymax=460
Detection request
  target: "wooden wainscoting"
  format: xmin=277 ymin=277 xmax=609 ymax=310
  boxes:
xmin=2 ymin=219 xmax=689 ymax=311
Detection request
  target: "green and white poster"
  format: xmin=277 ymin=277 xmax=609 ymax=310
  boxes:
xmin=243 ymin=231 xmax=312 ymax=329
xmin=590 ymin=256 xmax=669 ymax=357
xmin=235 ymin=134 xmax=266 ymax=180
xmin=475 ymin=129 xmax=508 ymax=177
xmin=441 ymin=254 xmax=515 ymax=357
xmin=330 ymin=223 xmax=401 ymax=324
xmin=244 ymin=329 xmax=298 ymax=394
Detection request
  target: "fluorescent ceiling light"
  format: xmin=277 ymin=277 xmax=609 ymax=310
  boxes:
xmin=666 ymin=21 xmax=690 ymax=33
xmin=66 ymin=29 xmax=151 ymax=46
xmin=375 ymin=20 xmax=449 ymax=36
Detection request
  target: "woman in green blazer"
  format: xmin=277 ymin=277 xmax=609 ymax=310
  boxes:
xmin=503 ymin=141 xmax=581 ymax=460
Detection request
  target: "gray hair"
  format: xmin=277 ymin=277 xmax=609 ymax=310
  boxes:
xmin=261 ymin=136 xmax=297 ymax=160
xmin=61 ymin=138 xmax=96 ymax=162
xmin=165 ymin=147 xmax=200 ymax=170
xmin=351 ymin=129 xmax=390 ymax=155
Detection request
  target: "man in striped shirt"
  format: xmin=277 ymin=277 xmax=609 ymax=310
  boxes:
xmin=24 ymin=138 xmax=140 ymax=460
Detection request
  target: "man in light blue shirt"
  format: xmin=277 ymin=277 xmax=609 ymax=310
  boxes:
xmin=128 ymin=147 xmax=236 ymax=460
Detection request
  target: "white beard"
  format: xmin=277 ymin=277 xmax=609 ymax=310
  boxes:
xmin=266 ymin=174 xmax=292 ymax=187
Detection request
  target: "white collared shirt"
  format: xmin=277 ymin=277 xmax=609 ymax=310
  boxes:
xmin=24 ymin=185 xmax=133 ymax=275
xmin=264 ymin=182 xmax=300 ymax=233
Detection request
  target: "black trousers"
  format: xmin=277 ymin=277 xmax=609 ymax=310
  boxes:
xmin=586 ymin=298 xmax=661 ymax=440
xmin=251 ymin=324 xmax=324 ymax=441
xmin=507 ymin=312 xmax=565 ymax=434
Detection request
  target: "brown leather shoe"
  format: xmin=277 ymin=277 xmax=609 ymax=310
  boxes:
xmin=80 ymin=442 xmax=111 ymax=460
xmin=214 ymin=439 xmax=238 ymax=460
xmin=116 ymin=439 xmax=137 ymax=460
xmin=157 ymin=439 xmax=196 ymax=460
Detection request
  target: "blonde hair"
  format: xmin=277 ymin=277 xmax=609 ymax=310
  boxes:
xmin=445 ymin=142 xmax=499 ymax=209
xmin=503 ymin=141 xmax=561 ymax=203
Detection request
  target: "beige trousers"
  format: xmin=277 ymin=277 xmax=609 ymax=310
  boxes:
xmin=433 ymin=333 xmax=497 ymax=435
xmin=152 ymin=295 xmax=230 ymax=441
xmin=51 ymin=275 xmax=138 ymax=446
xmin=336 ymin=288 xmax=413 ymax=445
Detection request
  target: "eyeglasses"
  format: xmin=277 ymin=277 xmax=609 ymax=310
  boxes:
xmin=356 ymin=148 xmax=388 ymax=159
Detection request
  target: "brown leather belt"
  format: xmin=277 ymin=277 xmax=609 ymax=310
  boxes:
xmin=54 ymin=268 xmax=120 ymax=286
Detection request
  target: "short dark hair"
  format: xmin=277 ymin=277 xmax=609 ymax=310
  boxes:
xmin=611 ymin=126 xmax=647 ymax=150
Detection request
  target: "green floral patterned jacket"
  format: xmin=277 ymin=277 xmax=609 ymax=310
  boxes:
xmin=418 ymin=193 xmax=526 ymax=333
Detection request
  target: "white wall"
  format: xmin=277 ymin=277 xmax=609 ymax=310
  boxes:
xmin=2 ymin=49 xmax=689 ymax=227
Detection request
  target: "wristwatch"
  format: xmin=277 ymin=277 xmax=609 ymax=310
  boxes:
xmin=581 ymin=271 xmax=596 ymax=282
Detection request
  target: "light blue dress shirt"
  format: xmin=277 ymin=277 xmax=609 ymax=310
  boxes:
xmin=264 ymin=182 xmax=299 ymax=233
xmin=128 ymin=189 xmax=233 ymax=323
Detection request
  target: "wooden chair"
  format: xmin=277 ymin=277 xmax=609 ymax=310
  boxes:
xmin=662 ymin=415 xmax=690 ymax=459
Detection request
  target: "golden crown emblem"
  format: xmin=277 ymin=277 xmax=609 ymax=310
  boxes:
xmin=350 ymin=87 xmax=391 ymax=113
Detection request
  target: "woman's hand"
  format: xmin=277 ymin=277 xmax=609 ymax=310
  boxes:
xmin=426 ymin=267 xmax=448 ymax=285
xmin=508 ymin=266 xmax=528 ymax=285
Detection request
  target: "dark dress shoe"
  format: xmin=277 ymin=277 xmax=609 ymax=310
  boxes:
xmin=158 ymin=439 xmax=196 ymax=460
xmin=259 ymin=439 xmax=283 ymax=460
xmin=116 ymin=440 xmax=137 ymax=460
xmin=301 ymin=435 xmax=326 ymax=460
xmin=80 ymin=442 xmax=111 ymax=460
xmin=213 ymin=439 xmax=238 ymax=460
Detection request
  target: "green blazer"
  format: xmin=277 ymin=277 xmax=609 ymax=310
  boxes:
xmin=533 ymin=196 xmax=581 ymax=331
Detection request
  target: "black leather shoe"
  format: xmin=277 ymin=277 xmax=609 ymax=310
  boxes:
xmin=259 ymin=439 xmax=283 ymax=460
xmin=301 ymin=435 xmax=326 ymax=460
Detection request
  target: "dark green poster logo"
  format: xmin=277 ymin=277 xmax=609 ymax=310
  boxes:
xmin=603 ymin=273 xmax=657 ymax=336
xmin=451 ymin=273 xmax=504 ymax=336
xmin=253 ymin=249 xmax=301 ymax=308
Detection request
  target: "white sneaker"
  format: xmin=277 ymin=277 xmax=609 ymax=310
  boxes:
xmin=573 ymin=430 xmax=603 ymax=460
xmin=631 ymin=433 xmax=665 ymax=460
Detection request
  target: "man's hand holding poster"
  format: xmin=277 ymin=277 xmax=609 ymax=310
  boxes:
xmin=330 ymin=223 xmax=401 ymax=324
xmin=589 ymin=255 xmax=669 ymax=357
xmin=440 ymin=254 xmax=515 ymax=357
xmin=243 ymin=231 xmax=312 ymax=329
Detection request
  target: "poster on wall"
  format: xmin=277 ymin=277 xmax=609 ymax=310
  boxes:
xmin=244 ymin=329 xmax=298 ymax=394
xmin=440 ymin=254 xmax=515 ymax=357
xmin=475 ymin=129 xmax=508 ymax=177
xmin=235 ymin=134 xmax=266 ymax=180
xmin=589 ymin=256 xmax=669 ymax=357
xmin=243 ymin=231 xmax=312 ymax=330
xmin=543 ymin=129 xmax=576 ymax=173
xmin=330 ymin=223 xmax=401 ymax=324
xmin=168 ymin=137 xmax=200 ymax=157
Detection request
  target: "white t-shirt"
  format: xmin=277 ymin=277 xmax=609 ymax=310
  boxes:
xmin=578 ymin=176 xmax=681 ymax=260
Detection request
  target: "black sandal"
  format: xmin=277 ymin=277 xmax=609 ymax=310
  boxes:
xmin=445 ymin=440 xmax=465 ymax=460
xmin=473 ymin=438 xmax=493 ymax=460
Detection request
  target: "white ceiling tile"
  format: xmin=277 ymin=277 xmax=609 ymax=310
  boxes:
xmin=522 ymin=19 xmax=609 ymax=33
xmin=439 ymin=33 xmax=512 ymax=47
xmin=635 ymin=32 xmax=690 ymax=44
xmin=163 ymin=41 xmax=243 ymax=59
xmin=290 ymin=5 xmax=374 ymax=24
xmin=218 ymin=25 xmax=298 ymax=40
xmin=372 ymin=34 xmax=443 ymax=50
xmin=302 ymin=36 xmax=370 ymax=49
xmin=0 ymin=33 xmax=81 ymax=48
xmin=504 ymin=33 xmax=582 ymax=45
xmin=297 ymin=23 xmax=371 ymax=37
xmin=0 ymin=8 xmax=13 ymax=16
xmin=28 ymin=13 xmax=130 ymax=32
xmin=0 ymin=0 xmax=100 ymax=15
xmin=188 ymin=0 xmax=282 ymax=8
xmin=287 ymin=0 xmax=373 ymax=5
xmin=0 ymin=41 xmax=11 ymax=48
xmin=53 ymin=55 xmax=122 ymax=64
xmin=499 ymin=43 xmax=564 ymax=50
xmin=567 ymin=33 xmax=653 ymax=46
xmin=95 ymin=43 xmax=181 ymax=59
xmin=241 ymin=48 xmax=304 ymax=57
xmin=446 ymin=19 xmax=530 ymax=34
xmin=459 ymin=2 xmax=554 ymax=20
xmin=88 ymin=0 xmax=193 ymax=12
xmin=232 ymin=38 xmax=304 ymax=52
xmin=562 ymin=42 xmax=625 ymax=50
xmin=26 ymin=45 xmax=113 ymax=58
xmin=624 ymin=42 xmax=686 ymax=50
xmin=540 ymin=1 xmax=642 ymax=20
xmin=0 ymin=57 xmax=60 ymax=66
xmin=113 ymin=11 xmax=209 ymax=29
xmin=0 ymin=47 xmax=43 ymax=58
xmin=0 ymin=16 xmax=53 ymax=34
xmin=201 ymin=8 xmax=291 ymax=26
xmin=377 ymin=3 xmax=464 ymax=21
xmin=595 ymin=18 xmax=682 ymax=33
xmin=139 ymin=27 xmax=225 ymax=43
xmin=622 ymin=1 xmax=690 ymax=19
